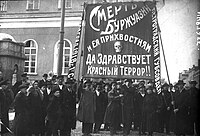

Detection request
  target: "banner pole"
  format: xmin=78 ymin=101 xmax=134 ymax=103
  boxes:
xmin=57 ymin=0 xmax=66 ymax=76
xmin=158 ymin=32 xmax=175 ymax=109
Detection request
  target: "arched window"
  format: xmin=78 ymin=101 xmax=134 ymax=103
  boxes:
xmin=53 ymin=39 xmax=72 ymax=75
xmin=24 ymin=39 xmax=38 ymax=74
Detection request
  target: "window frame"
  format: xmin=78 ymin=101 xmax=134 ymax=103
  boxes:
xmin=26 ymin=0 xmax=40 ymax=11
xmin=24 ymin=39 xmax=38 ymax=75
xmin=53 ymin=39 xmax=72 ymax=75
xmin=0 ymin=1 xmax=7 ymax=12
xmin=58 ymin=0 xmax=72 ymax=10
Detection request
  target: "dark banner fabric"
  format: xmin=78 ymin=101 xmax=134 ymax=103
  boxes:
xmin=82 ymin=2 xmax=160 ymax=81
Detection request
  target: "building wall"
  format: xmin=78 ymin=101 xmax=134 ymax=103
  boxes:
xmin=0 ymin=0 xmax=87 ymax=80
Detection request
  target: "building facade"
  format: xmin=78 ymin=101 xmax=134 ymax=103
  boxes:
xmin=179 ymin=59 xmax=200 ymax=88
xmin=0 ymin=0 xmax=90 ymax=81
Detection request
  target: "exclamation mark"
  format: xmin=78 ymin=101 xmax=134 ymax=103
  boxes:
xmin=146 ymin=66 xmax=148 ymax=76
xmin=148 ymin=66 xmax=151 ymax=76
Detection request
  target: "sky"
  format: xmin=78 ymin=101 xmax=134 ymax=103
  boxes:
xmin=157 ymin=0 xmax=199 ymax=83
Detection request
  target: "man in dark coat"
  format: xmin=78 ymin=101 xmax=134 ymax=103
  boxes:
xmin=143 ymin=85 xmax=159 ymax=136
xmin=27 ymin=80 xmax=43 ymax=136
xmin=60 ymin=79 xmax=77 ymax=135
xmin=187 ymin=80 xmax=199 ymax=135
xmin=134 ymin=83 xmax=146 ymax=135
xmin=77 ymin=79 xmax=96 ymax=136
xmin=48 ymin=75 xmax=76 ymax=136
xmin=173 ymin=80 xmax=189 ymax=136
xmin=104 ymin=81 xmax=123 ymax=136
xmin=122 ymin=79 xmax=135 ymax=135
xmin=93 ymin=82 xmax=107 ymax=133
xmin=0 ymin=79 xmax=14 ymax=135
xmin=13 ymin=84 xmax=30 ymax=136
xmin=46 ymin=79 xmax=62 ymax=136
xmin=158 ymin=83 xmax=173 ymax=134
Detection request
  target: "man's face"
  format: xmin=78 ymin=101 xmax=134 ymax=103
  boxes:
xmin=57 ymin=78 xmax=63 ymax=85
xmin=125 ymin=82 xmax=131 ymax=87
xmin=111 ymin=83 xmax=116 ymax=89
xmin=96 ymin=85 xmax=101 ymax=91
xmin=178 ymin=84 xmax=184 ymax=90
xmin=163 ymin=86 xmax=168 ymax=91
xmin=33 ymin=82 xmax=39 ymax=88
xmin=66 ymin=83 xmax=72 ymax=89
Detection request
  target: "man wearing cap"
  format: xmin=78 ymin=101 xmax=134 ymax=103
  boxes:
xmin=12 ymin=73 xmax=29 ymax=97
xmin=173 ymin=80 xmax=188 ymax=136
xmin=13 ymin=84 xmax=30 ymax=136
xmin=61 ymin=79 xmax=76 ymax=135
xmin=38 ymin=74 xmax=48 ymax=88
xmin=0 ymin=79 xmax=14 ymax=135
xmin=122 ymin=79 xmax=135 ymax=135
xmin=187 ymin=80 xmax=199 ymax=135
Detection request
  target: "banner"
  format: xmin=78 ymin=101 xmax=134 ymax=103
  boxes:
xmin=82 ymin=2 xmax=160 ymax=80
xmin=68 ymin=7 xmax=85 ymax=79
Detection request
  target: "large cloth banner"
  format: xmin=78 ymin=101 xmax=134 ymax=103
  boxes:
xmin=82 ymin=2 xmax=160 ymax=83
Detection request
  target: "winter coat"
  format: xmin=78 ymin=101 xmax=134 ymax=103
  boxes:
xmin=13 ymin=91 xmax=30 ymax=136
xmin=77 ymin=88 xmax=96 ymax=123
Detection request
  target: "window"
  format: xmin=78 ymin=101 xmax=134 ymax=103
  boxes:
xmin=66 ymin=0 xmax=72 ymax=8
xmin=53 ymin=39 xmax=72 ymax=75
xmin=0 ymin=1 xmax=7 ymax=12
xmin=27 ymin=0 xmax=39 ymax=10
xmin=62 ymin=40 xmax=71 ymax=74
xmin=58 ymin=0 xmax=72 ymax=9
xmin=24 ymin=40 xmax=38 ymax=74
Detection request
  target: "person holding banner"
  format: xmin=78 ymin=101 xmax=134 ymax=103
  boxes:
xmin=77 ymin=79 xmax=96 ymax=136
xmin=104 ymin=81 xmax=123 ymax=136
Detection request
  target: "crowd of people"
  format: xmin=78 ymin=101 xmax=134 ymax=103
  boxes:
xmin=0 ymin=71 xmax=199 ymax=136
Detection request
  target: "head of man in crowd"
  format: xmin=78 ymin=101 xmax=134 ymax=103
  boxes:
xmin=57 ymin=75 xmax=64 ymax=85
xmin=162 ymin=83 xmax=169 ymax=92
xmin=42 ymin=73 xmax=48 ymax=81
xmin=0 ymin=79 xmax=9 ymax=90
xmin=19 ymin=84 xmax=29 ymax=93
xmin=65 ymin=79 xmax=74 ymax=89
xmin=33 ymin=80 xmax=39 ymax=89
xmin=84 ymin=79 xmax=92 ymax=90
xmin=104 ymin=83 xmax=111 ymax=93
xmin=189 ymin=80 xmax=197 ymax=88
xmin=111 ymin=81 xmax=117 ymax=90
xmin=177 ymin=80 xmax=186 ymax=91
xmin=124 ymin=79 xmax=132 ymax=88
xmin=146 ymin=85 xmax=154 ymax=94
